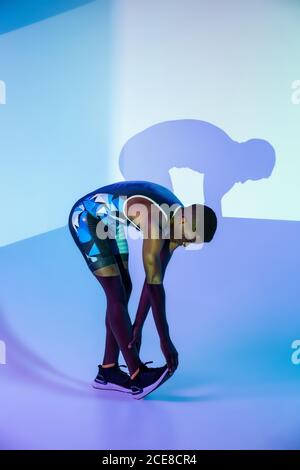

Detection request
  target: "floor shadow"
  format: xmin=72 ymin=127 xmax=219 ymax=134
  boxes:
xmin=145 ymin=393 xmax=216 ymax=403
xmin=0 ymin=308 xmax=93 ymax=398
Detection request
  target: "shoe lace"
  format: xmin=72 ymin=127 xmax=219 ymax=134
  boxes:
xmin=120 ymin=361 xmax=153 ymax=370
xmin=118 ymin=361 xmax=155 ymax=380
xmin=143 ymin=361 xmax=153 ymax=367
xmin=138 ymin=360 xmax=154 ymax=372
xmin=116 ymin=364 xmax=131 ymax=378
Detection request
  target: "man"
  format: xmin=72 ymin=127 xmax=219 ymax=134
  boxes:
xmin=68 ymin=180 xmax=217 ymax=399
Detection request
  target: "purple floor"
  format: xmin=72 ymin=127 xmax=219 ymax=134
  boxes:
xmin=1 ymin=217 xmax=300 ymax=449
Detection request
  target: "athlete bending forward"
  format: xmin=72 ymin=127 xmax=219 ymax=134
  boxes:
xmin=68 ymin=180 xmax=217 ymax=399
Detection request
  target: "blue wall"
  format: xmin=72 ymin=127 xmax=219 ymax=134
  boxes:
xmin=0 ymin=0 xmax=113 ymax=246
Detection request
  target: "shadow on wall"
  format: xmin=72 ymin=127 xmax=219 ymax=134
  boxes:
xmin=119 ymin=119 xmax=276 ymax=218
xmin=0 ymin=0 xmax=95 ymax=35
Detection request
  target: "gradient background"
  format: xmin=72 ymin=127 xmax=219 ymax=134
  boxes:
xmin=0 ymin=0 xmax=300 ymax=450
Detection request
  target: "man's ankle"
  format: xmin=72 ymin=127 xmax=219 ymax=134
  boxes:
xmin=102 ymin=362 xmax=116 ymax=369
xmin=130 ymin=367 xmax=140 ymax=380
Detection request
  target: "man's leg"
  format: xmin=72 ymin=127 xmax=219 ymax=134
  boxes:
xmin=115 ymin=254 xmax=132 ymax=303
xmin=112 ymin=221 xmax=133 ymax=304
xmin=94 ymin=268 xmax=140 ymax=377
xmin=99 ymin=224 xmax=133 ymax=368
xmin=99 ymin=258 xmax=132 ymax=368
xmin=101 ymin=220 xmax=134 ymax=368
xmin=69 ymin=205 xmax=140 ymax=377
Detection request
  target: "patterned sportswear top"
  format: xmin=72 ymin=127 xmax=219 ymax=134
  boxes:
xmin=70 ymin=180 xmax=184 ymax=235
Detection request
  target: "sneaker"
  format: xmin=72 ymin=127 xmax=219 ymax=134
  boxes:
xmin=92 ymin=364 xmax=132 ymax=394
xmin=130 ymin=363 xmax=170 ymax=400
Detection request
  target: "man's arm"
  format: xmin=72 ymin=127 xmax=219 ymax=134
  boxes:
xmin=142 ymin=235 xmax=179 ymax=373
xmin=133 ymin=241 xmax=173 ymax=331
xmin=142 ymin=235 xmax=169 ymax=336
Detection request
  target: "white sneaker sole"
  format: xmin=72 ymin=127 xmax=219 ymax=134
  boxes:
xmin=92 ymin=380 xmax=131 ymax=394
xmin=131 ymin=368 xmax=170 ymax=400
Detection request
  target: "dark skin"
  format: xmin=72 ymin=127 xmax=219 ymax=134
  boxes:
xmin=124 ymin=197 xmax=195 ymax=373
xmin=128 ymin=238 xmax=178 ymax=372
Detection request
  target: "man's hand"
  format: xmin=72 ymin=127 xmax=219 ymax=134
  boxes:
xmin=160 ymin=337 xmax=179 ymax=374
xmin=128 ymin=323 xmax=142 ymax=354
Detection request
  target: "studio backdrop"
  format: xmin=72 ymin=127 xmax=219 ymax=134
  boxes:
xmin=0 ymin=0 xmax=300 ymax=450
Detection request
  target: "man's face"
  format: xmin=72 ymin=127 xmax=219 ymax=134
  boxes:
xmin=171 ymin=216 xmax=202 ymax=246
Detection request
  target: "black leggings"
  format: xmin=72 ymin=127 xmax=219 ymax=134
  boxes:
xmin=96 ymin=260 xmax=142 ymax=375
xmin=69 ymin=202 xmax=141 ymax=374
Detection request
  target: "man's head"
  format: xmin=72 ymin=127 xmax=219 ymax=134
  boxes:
xmin=237 ymin=139 xmax=276 ymax=184
xmin=170 ymin=203 xmax=217 ymax=247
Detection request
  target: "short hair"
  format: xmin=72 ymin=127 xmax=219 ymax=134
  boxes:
xmin=186 ymin=203 xmax=218 ymax=243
